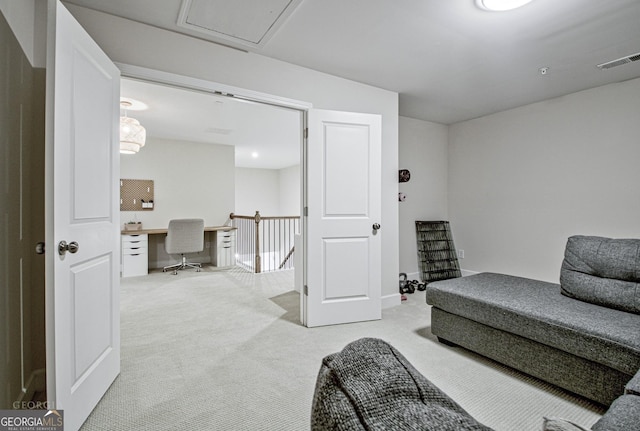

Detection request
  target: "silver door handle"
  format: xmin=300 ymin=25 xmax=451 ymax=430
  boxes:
xmin=58 ymin=240 xmax=79 ymax=256
xmin=372 ymin=223 xmax=381 ymax=231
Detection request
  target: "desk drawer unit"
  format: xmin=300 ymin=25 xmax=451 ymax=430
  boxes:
xmin=216 ymin=230 xmax=236 ymax=267
xmin=122 ymin=234 xmax=148 ymax=277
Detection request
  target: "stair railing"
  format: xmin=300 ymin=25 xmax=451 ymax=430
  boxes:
xmin=230 ymin=211 xmax=300 ymax=273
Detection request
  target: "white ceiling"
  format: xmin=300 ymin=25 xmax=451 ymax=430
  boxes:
xmin=65 ymin=0 xmax=640 ymax=128
xmin=120 ymin=78 xmax=301 ymax=169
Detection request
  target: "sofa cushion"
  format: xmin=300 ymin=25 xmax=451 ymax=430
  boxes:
xmin=560 ymin=235 xmax=640 ymax=314
xmin=311 ymin=337 xmax=493 ymax=431
xmin=426 ymin=273 xmax=640 ymax=375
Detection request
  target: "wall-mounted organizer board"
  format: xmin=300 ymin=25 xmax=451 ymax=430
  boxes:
xmin=415 ymin=220 xmax=461 ymax=284
xmin=120 ymin=179 xmax=154 ymax=211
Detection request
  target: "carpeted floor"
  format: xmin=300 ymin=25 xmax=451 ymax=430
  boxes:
xmin=80 ymin=267 xmax=604 ymax=430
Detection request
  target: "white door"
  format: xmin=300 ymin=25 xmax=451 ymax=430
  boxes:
xmin=45 ymin=2 xmax=120 ymax=430
xmin=303 ymin=109 xmax=382 ymax=327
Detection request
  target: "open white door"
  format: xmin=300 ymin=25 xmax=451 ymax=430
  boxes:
xmin=303 ymin=109 xmax=382 ymax=327
xmin=45 ymin=1 xmax=120 ymax=430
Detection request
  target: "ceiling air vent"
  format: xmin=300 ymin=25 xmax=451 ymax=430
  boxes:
xmin=597 ymin=52 xmax=640 ymax=70
xmin=177 ymin=0 xmax=302 ymax=50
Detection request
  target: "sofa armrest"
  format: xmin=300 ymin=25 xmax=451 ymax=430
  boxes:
xmin=593 ymin=370 xmax=640 ymax=431
xmin=311 ymin=338 xmax=494 ymax=431
xmin=591 ymin=394 xmax=640 ymax=431
xmin=626 ymin=369 xmax=640 ymax=395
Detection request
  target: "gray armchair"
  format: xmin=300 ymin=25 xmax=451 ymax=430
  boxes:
xmin=163 ymin=218 xmax=204 ymax=275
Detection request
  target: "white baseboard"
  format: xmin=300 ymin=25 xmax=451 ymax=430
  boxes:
xmin=383 ymin=270 xmax=477 ymax=310
xmin=381 ymin=292 xmax=401 ymax=309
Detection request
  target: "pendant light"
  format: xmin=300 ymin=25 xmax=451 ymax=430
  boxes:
xmin=476 ymin=0 xmax=534 ymax=11
xmin=120 ymin=100 xmax=147 ymax=154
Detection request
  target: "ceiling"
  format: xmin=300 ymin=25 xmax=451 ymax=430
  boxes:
xmin=120 ymin=78 xmax=301 ymax=169
xmin=65 ymin=0 xmax=640 ymax=129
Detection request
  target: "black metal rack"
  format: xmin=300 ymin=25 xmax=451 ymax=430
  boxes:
xmin=415 ymin=220 xmax=461 ymax=284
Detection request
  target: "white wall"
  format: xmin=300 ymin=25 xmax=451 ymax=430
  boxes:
xmin=278 ymin=165 xmax=301 ymax=216
xmin=0 ymin=0 xmax=35 ymax=61
xmin=0 ymin=0 xmax=35 ymax=66
xmin=234 ymin=167 xmax=280 ymax=216
xmin=120 ymin=138 xmax=234 ymax=229
xmin=398 ymin=116 xmax=449 ymax=278
xmin=67 ymin=4 xmax=400 ymax=304
xmin=235 ymin=165 xmax=301 ymax=216
xmin=448 ymin=77 xmax=640 ymax=282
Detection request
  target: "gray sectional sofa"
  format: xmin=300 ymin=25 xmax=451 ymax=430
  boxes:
xmin=311 ymin=337 xmax=640 ymax=430
xmin=426 ymin=235 xmax=640 ymax=406
xmin=311 ymin=338 xmax=494 ymax=430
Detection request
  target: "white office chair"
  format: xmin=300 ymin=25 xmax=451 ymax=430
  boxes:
xmin=163 ymin=218 xmax=205 ymax=275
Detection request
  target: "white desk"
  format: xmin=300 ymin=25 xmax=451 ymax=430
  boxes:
xmin=121 ymin=226 xmax=236 ymax=277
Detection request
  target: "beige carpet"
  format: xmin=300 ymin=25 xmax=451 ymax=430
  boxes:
xmin=80 ymin=267 xmax=604 ymax=431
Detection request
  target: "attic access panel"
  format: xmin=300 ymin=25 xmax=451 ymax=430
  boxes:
xmin=177 ymin=0 xmax=302 ymax=49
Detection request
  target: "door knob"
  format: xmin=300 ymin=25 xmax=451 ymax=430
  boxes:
xmin=58 ymin=240 xmax=79 ymax=256
xmin=372 ymin=223 xmax=381 ymax=231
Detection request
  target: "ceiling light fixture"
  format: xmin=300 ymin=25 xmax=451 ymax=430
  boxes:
xmin=475 ymin=0 xmax=534 ymax=11
xmin=120 ymin=100 xmax=147 ymax=154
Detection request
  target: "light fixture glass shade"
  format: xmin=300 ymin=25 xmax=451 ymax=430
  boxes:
xmin=119 ymin=116 xmax=146 ymax=154
xmin=476 ymin=0 xmax=534 ymax=11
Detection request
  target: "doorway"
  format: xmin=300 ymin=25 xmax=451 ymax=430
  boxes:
xmin=117 ymin=74 xmax=305 ymax=277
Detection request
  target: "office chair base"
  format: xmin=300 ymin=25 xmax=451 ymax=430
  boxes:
xmin=163 ymin=255 xmax=201 ymax=275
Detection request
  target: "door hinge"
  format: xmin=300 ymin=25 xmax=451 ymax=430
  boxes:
xmin=303 ymin=206 xmax=308 ymax=216
xmin=303 ymin=285 xmax=308 ymax=296
xmin=304 ymin=128 xmax=309 ymax=139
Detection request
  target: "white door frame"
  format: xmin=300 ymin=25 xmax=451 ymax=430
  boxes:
xmin=116 ymin=63 xmax=312 ymax=302
xmin=117 ymin=64 xmax=312 ymax=112
xmin=116 ymin=65 xmax=385 ymax=327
